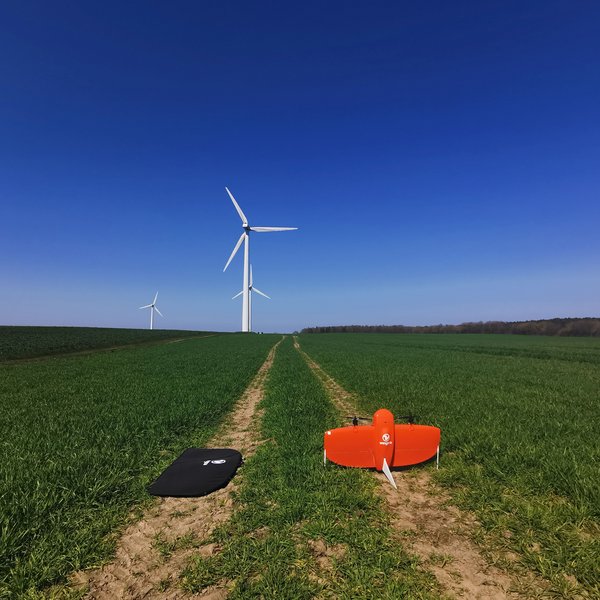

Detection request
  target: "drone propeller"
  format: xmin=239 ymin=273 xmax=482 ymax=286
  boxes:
xmin=397 ymin=414 xmax=416 ymax=424
xmin=346 ymin=415 xmax=370 ymax=426
xmin=345 ymin=414 xmax=417 ymax=425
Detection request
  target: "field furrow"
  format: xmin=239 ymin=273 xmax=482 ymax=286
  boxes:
xmin=80 ymin=336 xmax=284 ymax=599
xmin=298 ymin=333 xmax=600 ymax=598
xmin=182 ymin=336 xmax=441 ymax=599
xmin=4 ymin=328 xmax=599 ymax=599
xmin=295 ymin=336 xmax=545 ymax=599
xmin=0 ymin=333 xmax=278 ymax=598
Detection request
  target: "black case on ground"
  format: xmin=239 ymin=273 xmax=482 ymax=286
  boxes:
xmin=148 ymin=448 xmax=243 ymax=497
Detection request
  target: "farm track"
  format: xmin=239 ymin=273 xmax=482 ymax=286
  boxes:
xmin=77 ymin=336 xmax=283 ymax=600
xmin=1 ymin=333 xmax=219 ymax=364
xmin=293 ymin=337 xmax=545 ymax=600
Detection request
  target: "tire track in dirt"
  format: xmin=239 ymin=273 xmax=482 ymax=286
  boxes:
xmin=75 ymin=337 xmax=283 ymax=600
xmin=293 ymin=337 xmax=544 ymax=600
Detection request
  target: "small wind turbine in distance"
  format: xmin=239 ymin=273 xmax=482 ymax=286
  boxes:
xmin=139 ymin=292 xmax=163 ymax=330
xmin=223 ymin=187 xmax=297 ymax=332
xmin=233 ymin=265 xmax=270 ymax=332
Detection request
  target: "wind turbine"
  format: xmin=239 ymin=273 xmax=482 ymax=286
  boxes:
xmin=233 ymin=265 xmax=270 ymax=332
xmin=139 ymin=292 xmax=163 ymax=330
xmin=223 ymin=187 xmax=296 ymax=332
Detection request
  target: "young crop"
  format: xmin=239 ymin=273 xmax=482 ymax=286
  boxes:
xmin=182 ymin=337 xmax=441 ymax=599
xmin=299 ymin=333 xmax=600 ymax=596
xmin=0 ymin=326 xmax=208 ymax=361
xmin=0 ymin=333 xmax=278 ymax=597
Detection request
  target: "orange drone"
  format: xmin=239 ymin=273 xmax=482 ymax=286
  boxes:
xmin=323 ymin=409 xmax=441 ymax=488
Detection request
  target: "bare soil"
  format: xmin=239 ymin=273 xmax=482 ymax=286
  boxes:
xmin=293 ymin=337 xmax=546 ymax=600
xmin=75 ymin=337 xmax=283 ymax=599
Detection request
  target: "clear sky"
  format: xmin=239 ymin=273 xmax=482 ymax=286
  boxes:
xmin=1 ymin=1 xmax=599 ymax=332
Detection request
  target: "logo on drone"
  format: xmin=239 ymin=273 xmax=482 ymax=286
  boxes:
xmin=202 ymin=459 xmax=227 ymax=465
xmin=379 ymin=433 xmax=392 ymax=446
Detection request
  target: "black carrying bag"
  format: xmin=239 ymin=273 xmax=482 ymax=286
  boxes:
xmin=148 ymin=448 xmax=243 ymax=497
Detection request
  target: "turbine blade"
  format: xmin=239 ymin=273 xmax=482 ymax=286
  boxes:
xmin=223 ymin=232 xmax=245 ymax=272
xmin=153 ymin=291 xmax=159 ymax=304
xmin=154 ymin=306 xmax=163 ymax=317
xmin=382 ymin=458 xmax=397 ymax=490
xmin=250 ymin=264 xmax=253 ymax=287
xmin=225 ymin=187 xmax=248 ymax=225
xmin=252 ymin=287 xmax=270 ymax=299
xmin=250 ymin=226 xmax=297 ymax=232
xmin=139 ymin=305 xmax=152 ymax=309
xmin=232 ymin=290 xmax=243 ymax=299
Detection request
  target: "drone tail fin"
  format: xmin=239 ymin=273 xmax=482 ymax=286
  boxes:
xmin=382 ymin=458 xmax=397 ymax=489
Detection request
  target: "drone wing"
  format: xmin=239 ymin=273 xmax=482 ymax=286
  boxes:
xmin=324 ymin=425 xmax=376 ymax=468
xmin=392 ymin=424 xmax=440 ymax=467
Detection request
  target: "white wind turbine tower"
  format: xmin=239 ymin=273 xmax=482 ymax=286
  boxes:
xmin=139 ymin=292 xmax=163 ymax=330
xmin=233 ymin=265 xmax=270 ymax=332
xmin=223 ymin=187 xmax=297 ymax=332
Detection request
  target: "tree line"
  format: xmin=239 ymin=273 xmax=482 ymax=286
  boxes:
xmin=301 ymin=317 xmax=600 ymax=337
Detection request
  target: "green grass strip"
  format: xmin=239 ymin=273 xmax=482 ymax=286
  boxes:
xmin=182 ymin=336 xmax=440 ymax=599
xmin=0 ymin=326 xmax=209 ymax=361
xmin=0 ymin=334 xmax=278 ymax=598
xmin=298 ymin=333 xmax=600 ymax=597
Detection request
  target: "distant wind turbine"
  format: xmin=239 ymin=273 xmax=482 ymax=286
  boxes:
xmin=223 ymin=187 xmax=297 ymax=332
xmin=139 ymin=292 xmax=163 ymax=330
xmin=233 ymin=265 xmax=270 ymax=332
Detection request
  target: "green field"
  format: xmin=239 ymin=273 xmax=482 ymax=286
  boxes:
xmin=2 ymin=328 xmax=599 ymax=598
xmin=183 ymin=336 xmax=439 ymax=599
xmin=0 ymin=326 xmax=208 ymax=361
xmin=0 ymin=331 xmax=278 ymax=597
xmin=299 ymin=333 xmax=600 ymax=596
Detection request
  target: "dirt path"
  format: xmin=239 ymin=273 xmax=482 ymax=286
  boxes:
xmin=76 ymin=337 xmax=283 ymax=599
xmin=293 ymin=337 xmax=544 ymax=600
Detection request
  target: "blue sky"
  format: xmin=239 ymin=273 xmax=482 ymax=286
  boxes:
xmin=1 ymin=1 xmax=599 ymax=332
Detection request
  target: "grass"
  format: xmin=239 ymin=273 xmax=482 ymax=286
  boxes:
xmin=153 ymin=531 xmax=200 ymax=560
xmin=5 ymin=329 xmax=599 ymax=597
xmin=0 ymin=333 xmax=278 ymax=598
xmin=182 ymin=336 xmax=441 ymax=599
xmin=0 ymin=325 xmax=209 ymax=361
xmin=298 ymin=333 xmax=600 ymax=597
